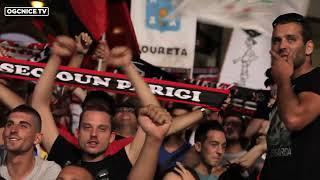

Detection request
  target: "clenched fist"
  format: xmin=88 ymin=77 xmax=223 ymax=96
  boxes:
xmin=138 ymin=105 xmax=172 ymax=141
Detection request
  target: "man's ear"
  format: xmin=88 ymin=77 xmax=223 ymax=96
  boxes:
xmin=305 ymin=40 xmax=314 ymax=56
xmin=109 ymin=132 xmax=116 ymax=143
xmin=34 ymin=133 xmax=43 ymax=145
xmin=74 ymin=128 xmax=79 ymax=138
xmin=194 ymin=142 xmax=202 ymax=153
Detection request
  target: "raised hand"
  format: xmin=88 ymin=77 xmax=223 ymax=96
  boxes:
xmin=270 ymin=49 xmax=294 ymax=83
xmin=0 ymin=46 xmax=9 ymax=57
xmin=174 ymin=162 xmax=196 ymax=180
xmin=92 ymin=40 xmax=110 ymax=60
xmin=138 ymin=105 xmax=172 ymax=141
xmin=51 ymin=36 xmax=76 ymax=58
xmin=211 ymin=165 xmax=226 ymax=177
xmin=74 ymin=32 xmax=93 ymax=54
xmin=109 ymin=46 xmax=132 ymax=68
xmin=96 ymin=43 xmax=132 ymax=68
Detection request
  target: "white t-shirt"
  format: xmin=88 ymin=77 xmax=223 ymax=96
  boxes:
xmin=0 ymin=148 xmax=61 ymax=180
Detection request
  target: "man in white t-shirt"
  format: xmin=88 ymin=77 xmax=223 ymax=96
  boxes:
xmin=0 ymin=105 xmax=61 ymax=180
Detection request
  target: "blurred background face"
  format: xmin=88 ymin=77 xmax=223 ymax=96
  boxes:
xmin=3 ymin=112 xmax=40 ymax=153
xmin=223 ymin=116 xmax=242 ymax=142
xmin=78 ymin=110 xmax=114 ymax=157
xmin=197 ymin=130 xmax=226 ymax=167
xmin=113 ymin=106 xmax=137 ymax=130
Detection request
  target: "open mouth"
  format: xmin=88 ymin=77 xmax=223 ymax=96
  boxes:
xmin=7 ymin=136 xmax=21 ymax=142
xmin=87 ymin=140 xmax=99 ymax=148
xmin=121 ymin=116 xmax=131 ymax=120
xmin=281 ymin=55 xmax=288 ymax=58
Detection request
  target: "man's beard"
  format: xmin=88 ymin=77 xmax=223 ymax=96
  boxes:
xmin=293 ymin=47 xmax=306 ymax=69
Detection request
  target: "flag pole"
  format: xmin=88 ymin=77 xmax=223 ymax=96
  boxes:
xmin=96 ymin=33 xmax=106 ymax=71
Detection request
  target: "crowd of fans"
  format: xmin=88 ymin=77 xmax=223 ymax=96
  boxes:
xmin=0 ymin=12 xmax=319 ymax=180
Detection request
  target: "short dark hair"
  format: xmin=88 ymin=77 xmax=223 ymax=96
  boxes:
xmin=82 ymin=91 xmax=115 ymax=116
xmin=223 ymin=109 xmax=244 ymax=122
xmin=272 ymin=13 xmax=312 ymax=43
xmin=9 ymin=104 xmax=42 ymax=132
xmin=79 ymin=104 xmax=114 ymax=129
xmin=195 ymin=121 xmax=225 ymax=143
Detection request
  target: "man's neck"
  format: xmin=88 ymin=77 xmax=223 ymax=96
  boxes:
xmin=226 ymin=141 xmax=243 ymax=154
xmin=6 ymin=151 xmax=35 ymax=179
xmin=82 ymin=153 xmax=105 ymax=162
xmin=195 ymin=161 xmax=212 ymax=176
xmin=293 ymin=62 xmax=314 ymax=79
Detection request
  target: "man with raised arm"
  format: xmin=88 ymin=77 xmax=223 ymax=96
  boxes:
xmin=32 ymin=36 xmax=207 ymax=179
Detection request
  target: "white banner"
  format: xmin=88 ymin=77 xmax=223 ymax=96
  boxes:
xmin=131 ymin=0 xmax=197 ymax=69
xmin=171 ymin=0 xmax=310 ymax=35
xmin=209 ymin=0 xmax=310 ymax=89
xmin=219 ymin=29 xmax=271 ymax=89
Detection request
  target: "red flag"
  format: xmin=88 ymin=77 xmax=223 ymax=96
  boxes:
xmin=107 ymin=1 xmax=140 ymax=56
xmin=69 ymin=0 xmax=108 ymax=40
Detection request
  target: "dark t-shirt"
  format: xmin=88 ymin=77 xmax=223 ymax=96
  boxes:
xmin=48 ymin=135 xmax=132 ymax=180
xmin=261 ymin=67 xmax=320 ymax=180
xmin=115 ymin=134 xmax=126 ymax=140
xmin=158 ymin=143 xmax=191 ymax=173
